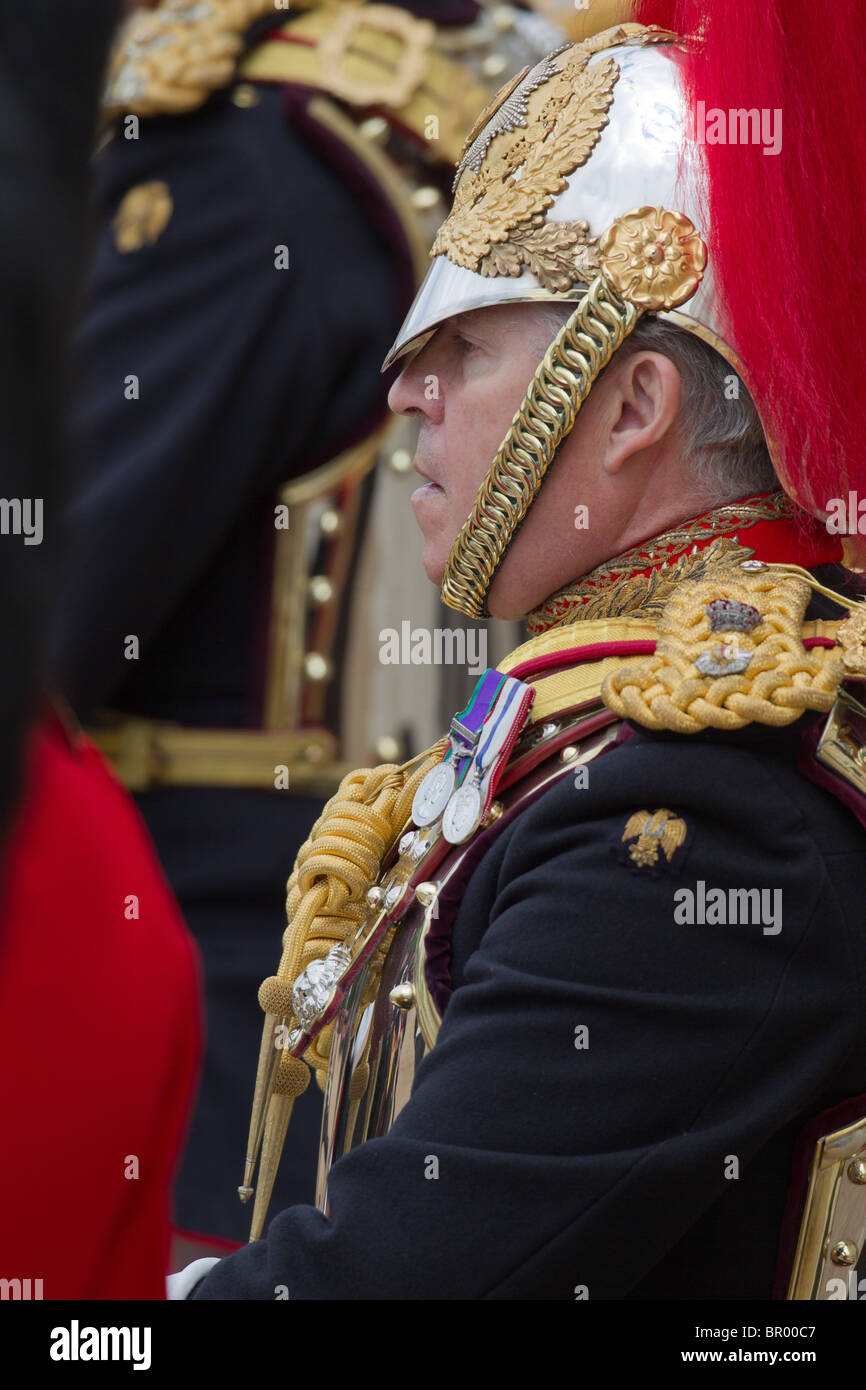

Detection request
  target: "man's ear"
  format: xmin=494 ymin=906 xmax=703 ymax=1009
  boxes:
xmin=602 ymin=351 xmax=682 ymax=475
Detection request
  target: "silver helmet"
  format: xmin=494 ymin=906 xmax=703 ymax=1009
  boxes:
xmin=384 ymin=23 xmax=728 ymax=619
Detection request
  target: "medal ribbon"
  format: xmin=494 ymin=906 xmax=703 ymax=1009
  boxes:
xmin=442 ymin=673 xmax=535 ymax=844
xmin=443 ymin=667 xmax=506 ymax=783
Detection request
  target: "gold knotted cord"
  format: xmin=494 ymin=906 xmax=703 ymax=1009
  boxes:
xmin=601 ymin=567 xmax=844 ymax=733
xmin=243 ymin=735 xmax=448 ymax=1239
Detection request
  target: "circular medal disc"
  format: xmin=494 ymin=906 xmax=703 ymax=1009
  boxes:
xmin=412 ymin=761 xmax=456 ymax=827
xmin=442 ymin=782 xmax=483 ymax=845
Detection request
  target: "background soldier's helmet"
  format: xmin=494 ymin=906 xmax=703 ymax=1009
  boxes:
xmin=384 ymin=7 xmax=866 ymax=616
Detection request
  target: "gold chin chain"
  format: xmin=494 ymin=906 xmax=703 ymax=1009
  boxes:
xmin=527 ymin=490 xmax=797 ymax=633
xmin=440 ymin=275 xmax=642 ymax=619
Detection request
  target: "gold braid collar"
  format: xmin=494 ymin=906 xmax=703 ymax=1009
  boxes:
xmin=528 ymin=490 xmax=797 ymax=632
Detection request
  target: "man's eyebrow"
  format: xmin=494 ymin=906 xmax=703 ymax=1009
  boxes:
xmin=452 ymin=315 xmax=494 ymax=340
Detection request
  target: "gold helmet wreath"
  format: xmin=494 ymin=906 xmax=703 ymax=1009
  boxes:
xmin=383 ymin=23 xmax=720 ymax=619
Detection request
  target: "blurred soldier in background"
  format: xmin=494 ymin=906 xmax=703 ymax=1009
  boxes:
xmin=50 ymin=0 xmax=615 ymax=1250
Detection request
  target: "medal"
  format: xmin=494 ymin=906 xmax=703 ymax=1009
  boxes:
xmin=412 ymin=760 xmax=456 ymax=827
xmin=411 ymin=668 xmax=507 ymax=828
xmin=442 ymin=779 xmax=482 ymax=844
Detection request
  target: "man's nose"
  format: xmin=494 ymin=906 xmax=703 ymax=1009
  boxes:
xmin=387 ymin=356 xmax=444 ymax=423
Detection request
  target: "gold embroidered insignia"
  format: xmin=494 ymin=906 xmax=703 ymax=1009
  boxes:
xmin=113 ymin=181 xmax=173 ymax=254
xmin=431 ymin=23 xmax=676 ymax=292
xmin=618 ymin=808 xmax=688 ymax=875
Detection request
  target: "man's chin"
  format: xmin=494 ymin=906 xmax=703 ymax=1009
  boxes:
xmin=409 ymin=504 xmax=450 ymax=586
xmin=421 ymin=544 xmax=447 ymax=587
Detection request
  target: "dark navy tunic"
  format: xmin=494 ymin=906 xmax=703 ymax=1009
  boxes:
xmin=192 ymin=586 xmax=866 ymax=1295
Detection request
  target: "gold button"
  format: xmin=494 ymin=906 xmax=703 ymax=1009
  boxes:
xmin=304 ymin=653 xmax=332 ymax=682
xmin=231 ymin=84 xmax=260 ymax=108
xmin=319 ymin=508 xmax=341 ymax=537
xmin=560 ymin=746 xmax=579 ymax=763
xmin=308 ymin=575 xmax=333 ymax=604
xmin=410 ymin=186 xmax=441 ymax=212
xmin=481 ymin=54 xmax=508 ymax=78
xmin=389 ymin=983 xmax=415 ymax=1010
xmin=415 ymin=882 xmax=439 ymax=908
xmin=829 ymin=1239 xmax=859 ymax=1267
xmin=484 ymin=800 xmax=503 ymax=824
xmin=359 ymin=116 xmax=389 ymax=144
xmin=848 ymin=1157 xmax=866 ymax=1184
xmin=375 ymin=734 xmax=402 ymax=763
xmin=388 ymin=449 xmax=413 ymax=475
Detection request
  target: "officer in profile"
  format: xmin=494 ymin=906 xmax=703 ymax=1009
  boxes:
xmin=175 ymin=3 xmax=866 ymax=1300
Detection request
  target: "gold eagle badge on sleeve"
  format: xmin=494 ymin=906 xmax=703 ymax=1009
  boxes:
xmin=618 ymin=807 xmax=689 ymax=875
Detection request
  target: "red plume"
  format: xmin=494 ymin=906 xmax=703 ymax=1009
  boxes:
xmin=633 ymin=0 xmax=866 ymax=516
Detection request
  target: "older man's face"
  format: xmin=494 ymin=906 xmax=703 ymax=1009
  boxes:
xmin=387 ymin=307 xmax=538 ymax=581
xmin=387 ymin=303 xmax=616 ymax=617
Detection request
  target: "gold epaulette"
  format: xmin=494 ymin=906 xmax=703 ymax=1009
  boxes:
xmin=498 ymin=615 xmax=656 ymax=721
xmin=103 ymin=0 xmax=281 ymax=121
xmin=601 ymin=562 xmax=848 ymax=734
xmin=102 ymin=0 xmax=490 ymax=166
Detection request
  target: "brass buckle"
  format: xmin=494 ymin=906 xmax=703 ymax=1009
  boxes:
xmin=317 ymin=4 xmax=434 ymax=109
xmin=816 ymin=684 xmax=866 ymax=794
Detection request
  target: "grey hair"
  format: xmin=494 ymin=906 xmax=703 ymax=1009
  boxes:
xmin=530 ymin=304 xmax=777 ymax=505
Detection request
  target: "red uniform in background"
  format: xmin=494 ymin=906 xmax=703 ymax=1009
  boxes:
xmin=0 ymin=707 xmax=201 ymax=1299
